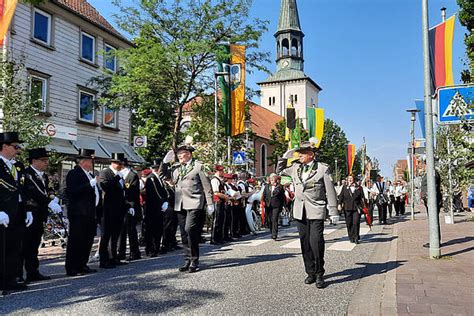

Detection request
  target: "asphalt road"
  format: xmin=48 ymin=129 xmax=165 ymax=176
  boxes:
xmin=1 ymin=220 xmax=391 ymax=314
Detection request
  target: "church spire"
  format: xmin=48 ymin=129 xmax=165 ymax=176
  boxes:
xmin=277 ymin=0 xmax=302 ymax=33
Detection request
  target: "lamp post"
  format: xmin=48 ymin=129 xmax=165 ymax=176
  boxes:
xmin=407 ymin=108 xmax=420 ymax=221
xmin=214 ymin=71 xmax=229 ymax=164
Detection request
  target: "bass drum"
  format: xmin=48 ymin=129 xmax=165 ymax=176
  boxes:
xmin=245 ymin=185 xmax=265 ymax=234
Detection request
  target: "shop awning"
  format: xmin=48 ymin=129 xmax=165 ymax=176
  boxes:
xmin=121 ymin=144 xmax=145 ymax=164
xmin=46 ymin=138 xmax=78 ymax=156
xmin=72 ymin=136 xmax=110 ymax=159
xmin=98 ymin=139 xmax=145 ymax=163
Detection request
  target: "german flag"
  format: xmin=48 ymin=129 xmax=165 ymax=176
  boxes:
xmin=429 ymin=15 xmax=455 ymax=91
xmin=346 ymin=144 xmax=356 ymax=175
xmin=0 ymin=0 xmax=18 ymax=46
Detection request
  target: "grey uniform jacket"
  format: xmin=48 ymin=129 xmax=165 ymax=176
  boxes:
xmin=276 ymin=159 xmax=338 ymax=220
xmin=172 ymin=160 xmax=213 ymax=211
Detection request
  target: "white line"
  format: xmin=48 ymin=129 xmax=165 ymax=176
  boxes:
xmin=281 ymin=227 xmax=339 ymax=249
xmin=327 ymin=227 xmax=371 ymax=251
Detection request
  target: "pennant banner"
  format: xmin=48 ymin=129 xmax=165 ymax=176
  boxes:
xmin=230 ymin=44 xmax=246 ymax=137
xmin=414 ymin=100 xmax=426 ymax=138
xmin=346 ymin=144 xmax=356 ymax=175
xmin=217 ymin=45 xmax=231 ymax=136
xmin=0 ymin=0 xmax=18 ymax=46
xmin=306 ymin=107 xmax=324 ymax=148
xmin=429 ymin=15 xmax=455 ymax=91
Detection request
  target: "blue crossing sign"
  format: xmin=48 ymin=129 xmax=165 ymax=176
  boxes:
xmin=233 ymin=151 xmax=246 ymax=165
xmin=438 ymin=85 xmax=474 ymax=124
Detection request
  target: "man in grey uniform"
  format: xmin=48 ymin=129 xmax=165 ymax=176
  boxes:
xmin=172 ymin=142 xmax=213 ymax=273
xmin=276 ymin=139 xmax=338 ymax=288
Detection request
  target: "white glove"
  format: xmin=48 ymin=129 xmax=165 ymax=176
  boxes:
xmin=337 ymin=205 xmax=342 ymax=211
xmin=51 ymin=204 xmax=63 ymax=214
xmin=163 ymin=150 xmax=175 ymax=164
xmin=282 ymin=148 xmax=297 ymax=159
xmin=90 ymin=178 xmax=97 ymax=187
xmin=128 ymin=208 xmax=135 ymax=216
xmin=161 ymin=202 xmax=169 ymax=212
xmin=207 ymin=205 xmax=215 ymax=216
xmin=0 ymin=212 xmax=9 ymax=228
xmin=25 ymin=212 xmax=33 ymax=227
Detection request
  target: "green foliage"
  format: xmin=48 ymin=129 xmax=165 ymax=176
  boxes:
xmin=0 ymin=58 xmax=49 ymax=161
xmin=317 ymin=119 xmax=349 ymax=180
xmin=268 ymin=119 xmax=308 ymax=167
xmin=457 ymin=0 xmax=474 ymax=83
xmin=102 ymin=0 xmax=270 ymax=152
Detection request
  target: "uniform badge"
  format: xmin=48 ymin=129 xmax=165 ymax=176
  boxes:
xmin=125 ymin=183 xmax=130 ymax=189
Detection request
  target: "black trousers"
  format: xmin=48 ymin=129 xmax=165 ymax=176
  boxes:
xmin=118 ymin=214 xmax=140 ymax=258
xmin=212 ymin=202 xmax=225 ymax=243
xmin=296 ymin=213 xmax=325 ymax=277
xmin=0 ymin=224 xmax=23 ymax=287
xmin=162 ymin=207 xmax=179 ymax=249
xmin=400 ymin=199 xmax=406 ymax=215
xmin=238 ymin=203 xmax=249 ymax=235
xmin=377 ymin=203 xmax=387 ymax=223
xmin=268 ymin=207 xmax=281 ymax=238
xmin=21 ymin=219 xmax=45 ymax=276
xmin=388 ymin=195 xmax=395 ymax=217
xmin=65 ymin=216 xmax=96 ymax=273
xmin=177 ymin=209 xmax=204 ymax=264
xmin=231 ymin=204 xmax=241 ymax=237
xmin=223 ymin=204 xmax=232 ymax=240
xmin=99 ymin=215 xmax=124 ymax=264
xmin=344 ymin=210 xmax=360 ymax=242
xmin=144 ymin=211 xmax=164 ymax=254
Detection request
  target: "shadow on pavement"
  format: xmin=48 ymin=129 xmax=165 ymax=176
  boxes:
xmin=441 ymin=236 xmax=474 ymax=247
xmin=325 ymin=260 xmax=406 ymax=286
xmin=204 ymin=253 xmax=298 ymax=270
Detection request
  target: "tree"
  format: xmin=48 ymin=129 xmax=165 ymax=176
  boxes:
xmin=0 ymin=57 xmax=49 ymax=160
xmin=99 ymin=0 xmax=269 ymax=153
xmin=268 ymin=119 xmax=308 ymax=167
xmin=317 ymin=119 xmax=349 ymax=181
xmin=457 ymin=0 xmax=474 ymax=83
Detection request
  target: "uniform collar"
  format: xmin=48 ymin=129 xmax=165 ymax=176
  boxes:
xmin=31 ymin=165 xmax=44 ymax=178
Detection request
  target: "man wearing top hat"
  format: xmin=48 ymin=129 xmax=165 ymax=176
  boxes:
xmin=99 ymin=153 xmax=134 ymax=268
xmin=210 ymin=165 xmax=228 ymax=245
xmin=276 ymin=138 xmax=338 ymax=289
xmin=65 ymin=148 xmax=99 ymax=276
xmin=0 ymin=132 xmax=30 ymax=291
xmin=172 ymin=140 xmax=213 ymax=273
xmin=20 ymin=148 xmax=62 ymax=282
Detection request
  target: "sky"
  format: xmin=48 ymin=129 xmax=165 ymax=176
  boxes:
xmin=88 ymin=0 xmax=468 ymax=177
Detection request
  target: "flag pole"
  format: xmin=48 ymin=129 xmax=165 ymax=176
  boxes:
xmin=422 ymin=0 xmax=441 ymax=258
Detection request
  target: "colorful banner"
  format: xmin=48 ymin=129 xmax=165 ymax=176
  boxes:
xmin=217 ymin=45 xmax=231 ymax=136
xmin=306 ymin=107 xmax=324 ymax=148
xmin=230 ymin=44 xmax=246 ymax=136
xmin=414 ymin=100 xmax=426 ymax=138
xmin=346 ymin=144 xmax=356 ymax=175
xmin=0 ymin=0 xmax=18 ymax=46
xmin=429 ymin=15 xmax=455 ymax=91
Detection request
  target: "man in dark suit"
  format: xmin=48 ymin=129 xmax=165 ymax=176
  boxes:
xmin=144 ymin=159 xmax=169 ymax=257
xmin=65 ymin=149 xmax=99 ymax=276
xmin=99 ymin=153 xmax=133 ymax=268
xmin=262 ymin=174 xmax=286 ymax=240
xmin=118 ymin=161 xmax=142 ymax=261
xmin=0 ymin=132 xmax=29 ymax=292
xmin=338 ymin=175 xmax=364 ymax=244
xmin=21 ymin=148 xmax=61 ymax=282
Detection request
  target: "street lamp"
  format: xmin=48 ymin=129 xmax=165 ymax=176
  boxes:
xmin=407 ymin=108 xmax=420 ymax=221
xmin=214 ymin=71 xmax=229 ymax=164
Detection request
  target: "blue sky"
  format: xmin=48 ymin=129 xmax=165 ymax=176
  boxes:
xmin=89 ymin=0 xmax=467 ymax=177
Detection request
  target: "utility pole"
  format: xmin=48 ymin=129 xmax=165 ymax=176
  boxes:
xmin=421 ymin=0 xmax=441 ymax=258
xmin=407 ymin=109 xmax=420 ymax=221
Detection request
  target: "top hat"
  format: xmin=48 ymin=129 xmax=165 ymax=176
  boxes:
xmin=214 ymin=165 xmax=224 ymax=172
xmin=150 ymin=158 xmax=163 ymax=168
xmin=175 ymin=144 xmax=195 ymax=153
xmin=0 ymin=132 xmax=23 ymax=144
xmin=76 ymin=148 xmax=95 ymax=159
xmin=28 ymin=148 xmax=49 ymax=160
xmin=111 ymin=153 xmax=126 ymax=163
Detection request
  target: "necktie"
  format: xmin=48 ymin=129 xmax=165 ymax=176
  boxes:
xmin=303 ymin=164 xmax=310 ymax=172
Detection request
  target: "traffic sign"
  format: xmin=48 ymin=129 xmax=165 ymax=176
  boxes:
xmin=438 ymin=85 xmax=474 ymax=124
xmin=133 ymin=136 xmax=147 ymax=148
xmin=233 ymin=151 xmax=245 ymax=165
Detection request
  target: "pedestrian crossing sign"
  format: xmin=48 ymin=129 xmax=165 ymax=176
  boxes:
xmin=438 ymin=85 xmax=474 ymax=124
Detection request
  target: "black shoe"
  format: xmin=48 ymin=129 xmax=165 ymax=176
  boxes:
xmin=66 ymin=270 xmax=85 ymax=277
xmin=159 ymin=248 xmax=168 ymax=254
xmin=422 ymin=242 xmax=430 ymax=248
xmin=188 ymin=262 xmax=200 ymax=273
xmin=315 ymin=275 xmax=325 ymax=289
xmin=128 ymin=255 xmax=142 ymax=261
xmin=99 ymin=263 xmax=116 ymax=269
xmin=304 ymin=275 xmax=316 ymax=284
xmin=179 ymin=261 xmax=191 ymax=272
xmin=150 ymin=252 xmax=158 ymax=258
xmin=173 ymin=245 xmax=182 ymax=250
xmin=117 ymin=254 xmax=126 ymax=261
xmin=26 ymin=273 xmax=51 ymax=282
xmin=3 ymin=281 xmax=28 ymax=291
xmin=16 ymin=276 xmax=26 ymax=284
xmin=272 ymin=236 xmax=277 ymax=240
xmin=224 ymin=237 xmax=235 ymax=242
xmin=354 ymin=240 xmax=360 ymax=244
xmin=80 ymin=266 xmax=97 ymax=274
xmin=210 ymin=241 xmax=224 ymax=245
xmin=115 ymin=260 xmax=128 ymax=266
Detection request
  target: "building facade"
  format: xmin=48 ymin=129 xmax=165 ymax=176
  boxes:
xmin=6 ymin=0 xmax=142 ymax=178
xmin=258 ymin=0 xmax=321 ymax=127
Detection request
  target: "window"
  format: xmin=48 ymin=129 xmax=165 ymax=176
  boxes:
xmin=104 ymin=44 xmax=116 ymax=72
xmin=81 ymin=31 xmax=95 ymax=63
xmin=260 ymin=144 xmax=267 ymax=176
xmin=269 ymin=97 xmax=272 ymax=106
xmin=291 ymin=38 xmax=299 ymax=57
xmin=272 ymin=96 xmax=276 ymax=105
xmin=294 ymin=94 xmax=298 ymax=103
xmin=30 ymin=75 xmax=48 ymax=112
xmin=103 ymin=107 xmax=117 ymax=128
xmin=32 ymin=8 xmax=51 ymax=45
xmin=78 ymin=90 xmax=96 ymax=123
xmin=282 ymin=38 xmax=289 ymax=56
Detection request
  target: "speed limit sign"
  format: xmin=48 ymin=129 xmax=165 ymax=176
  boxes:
xmin=133 ymin=136 xmax=147 ymax=148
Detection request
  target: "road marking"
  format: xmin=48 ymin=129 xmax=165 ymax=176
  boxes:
xmin=281 ymin=227 xmax=339 ymax=249
xmin=327 ymin=227 xmax=371 ymax=251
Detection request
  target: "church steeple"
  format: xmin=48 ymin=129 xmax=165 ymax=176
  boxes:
xmin=275 ymin=0 xmax=304 ymax=72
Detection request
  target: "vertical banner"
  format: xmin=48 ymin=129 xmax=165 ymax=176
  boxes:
xmin=306 ymin=107 xmax=324 ymax=148
xmin=0 ymin=0 xmax=18 ymax=45
xmin=217 ymin=45 xmax=231 ymax=136
xmin=346 ymin=144 xmax=356 ymax=175
xmin=230 ymin=44 xmax=246 ymax=136
xmin=428 ymin=15 xmax=455 ymax=91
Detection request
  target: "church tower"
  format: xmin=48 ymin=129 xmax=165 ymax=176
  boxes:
xmin=258 ymin=0 xmax=321 ymax=126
